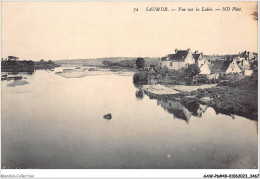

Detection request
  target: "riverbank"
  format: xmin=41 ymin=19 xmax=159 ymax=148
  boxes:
xmin=140 ymin=70 xmax=258 ymax=120
xmin=142 ymin=84 xmax=180 ymax=95
xmin=193 ymin=86 xmax=258 ymax=120
xmin=2 ymin=63 xmax=60 ymax=72
xmin=102 ymin=65 xmax=137 ymax=72
xmin=1 ymin=60 xmax=60 ymax=72
xmin=167 ymin=84 xmax=217 ymax=92
xmin=34 ymin=63 xmax=60 ymax=70
xmin=142 ymin=83 xmax=257 ymax=120
xmin=55 ymin=67 xmax=113 ymax=78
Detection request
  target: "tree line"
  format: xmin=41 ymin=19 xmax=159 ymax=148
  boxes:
xmin=2 ymin=56 xmax=56 ymax=69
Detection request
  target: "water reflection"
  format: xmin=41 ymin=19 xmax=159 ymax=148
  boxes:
xmin=158 ymin=99 xmax=191 ymax=123
xmin=135 ymin=90 xmax=144 ymax=100
xmin=1 ymin=71 xmax=34 ymax=81
xmin=159 ymin=98 xmax=211 ymax=123
xmin=182 ymin=100 xmax=208 ymax=117
xmin=141 ymin=89 xmax=257 ymax=123
xmin=141 ymin=90 xmax=231 ymax=123
xmin=2 ymin=68 xmax=35 ymax=73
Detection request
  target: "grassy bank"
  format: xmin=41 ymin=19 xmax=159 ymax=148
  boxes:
xmin=192 ymin=72 xmax=258 ymax=120
xmin=193 ymin=87 xmax=257 ymax=120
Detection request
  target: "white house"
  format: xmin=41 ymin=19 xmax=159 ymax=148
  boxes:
xmin=236 ymin=57 xmax=253 ymax=76
xmin=244 ymin=70 xmax=253 ymax=76
xmin=237 ymin=57 xmax=250 ymax=66
xmin=225 ymin=58 xmax=242 ymax=74
xmin=193 ymin=51 xmax=208 ymax=68
xmin=199 ymin=62 xmax=211 ymax=75
xmin=160 ymin=48 xmax=195 ymax=70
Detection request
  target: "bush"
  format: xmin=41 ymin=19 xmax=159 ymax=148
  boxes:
xmin=133 ymin=71 xmax=148 ymax=84
xmin=185 ymin=77 xmax=193 ymax=86
xmin=217 ymin=72 xmax=258 ymax=91
xmin=197 ymin=74 xmax=208 ymax=84
xmin=210 ymin=78 xmax=216 ymax=84
xmin=184 ymin=64 xmax=200 ymax=77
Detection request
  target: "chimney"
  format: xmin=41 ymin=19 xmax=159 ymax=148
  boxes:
xmin=187 ymin=48 xmax=191 ymax=53
xmin=175 ymin=48 xmax=178 ymax=54
xmin=200 ymin=52 xmax=203 ymax=57
xmin=195 ymin=50 xmax=198 ymax=54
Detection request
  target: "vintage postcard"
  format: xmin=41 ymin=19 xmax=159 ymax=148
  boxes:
xmin=1 ymin=1 xmax=258 ymax=178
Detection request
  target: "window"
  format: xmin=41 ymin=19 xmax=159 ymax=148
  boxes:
xmin=170 ymin=62 xmax=173 ymax=66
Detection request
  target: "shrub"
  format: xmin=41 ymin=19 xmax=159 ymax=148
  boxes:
xmin=184 ymin=64 xmax=200 ymax=77
xmin=197 ymin=74 xmax=208 ymax=84
xmin=133 ymin=71 xmax=148 ymax=84
xmin=185 ymin=77 xmax=193 ymax=86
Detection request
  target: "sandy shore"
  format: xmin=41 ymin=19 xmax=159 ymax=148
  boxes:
xmin=142 ymin=84 xmax=217 ymax=95
xmin=168 ymin=84 xmax=217 ymax=92
xmin=142 ymin=84 xmax=180 ymax=95
xmin=7 ymin=80 xmax=29 ymax=87
xmin=55 ymin=68 xmax=112 ymax=78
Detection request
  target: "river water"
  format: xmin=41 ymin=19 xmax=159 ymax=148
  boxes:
xmin=1 ymin=67 xmax=258 ymax=169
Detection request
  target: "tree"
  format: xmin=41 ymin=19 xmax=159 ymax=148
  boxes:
xmin=160 ymin=66 xmax=168 ymax=77
xmin=48 ymin=60 xmax=54 ymax=64
xmin=184 ymin=64 xmax=200 ymax=77
xmin=197 ymin=74 xmax=209 ymax=84
xmin=154 ymin=66 xmax=162 ymax=74
xmin=102 ymin=60 xmax=109 ymax=66
xmin=183 ymin=64 xmax=201 ymax=86
xmin=8 ymin=56 xmax=19 ymax=61
xmin=250 ymin=59 xmax=258 ymax=72
xmin=136 ymin=58 xmax=145 ymax=69
xmin=133 ymin=71 xmax=148 ymax=84
xmin=26 ymin=60 xmax=35 ymax=66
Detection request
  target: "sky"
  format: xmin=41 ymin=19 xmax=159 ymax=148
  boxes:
xmin=2 ymin=1 xmax=258 ymax=61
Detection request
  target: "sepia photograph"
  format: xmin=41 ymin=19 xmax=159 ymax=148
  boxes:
xmin=1 ymin=0 xmax=259 ymax=178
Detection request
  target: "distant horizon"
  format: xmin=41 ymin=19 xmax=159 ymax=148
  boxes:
xmin=2 ymin=50 xmax=257 ymax=62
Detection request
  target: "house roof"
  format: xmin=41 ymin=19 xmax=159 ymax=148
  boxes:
xmin=237 ymin=60 xmax=250 ymax=70
xmin=221 ymin=60 xmax=233 ymax=71
xmin=210 ymin=60 xmax=226 ymax=72
xmin=211 ymin=58 xmax=250 ymax=72
xmin=238 ymin=64 xmax=250 ymax=70
xmin=162 ymin=50 xmax=189 ymax=61
xmin=171 ymin=50 xmax=189 ymax=61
